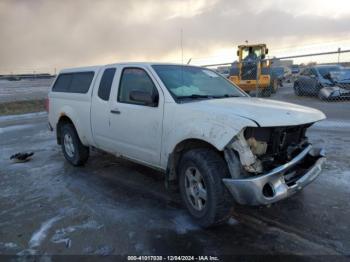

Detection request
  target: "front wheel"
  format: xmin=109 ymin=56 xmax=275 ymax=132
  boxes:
xmin=178 ymin=149 xmax=232 ymax=227
xmin=61 ymin=123 xmax=89 ymax=166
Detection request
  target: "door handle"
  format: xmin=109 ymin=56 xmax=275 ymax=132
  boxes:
xmin=110 ymin=109 xmax=121 ymax=114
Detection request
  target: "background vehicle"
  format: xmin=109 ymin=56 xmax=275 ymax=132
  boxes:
xmin=215 ymin=66 xmax=230 ymax=78
xmin=270 ymin=66 xmax=286 ymax=87
xmin=228 ymin=43 xmax=278 ymax=96
xmin=291 ymin=64 xmax=300 ymax=74
xmin=293 ymin=65 xmax=343 ymax=98
xmin=48 ymin=63 xmax=326 ymax=227
xmin=319 ymin=68 xmax=350 ymax=100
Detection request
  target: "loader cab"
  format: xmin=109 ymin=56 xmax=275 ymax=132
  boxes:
xmin=237 ymin=45 xmax=268 ymax=62
xmin=238 ymin=44 xmax=268 ymax=81
xmin=229 ymin=43 xmax=274 ymax=96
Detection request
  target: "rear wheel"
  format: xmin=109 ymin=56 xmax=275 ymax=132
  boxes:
xmin=178 ymin=149 xmax=232 ymax=227
xmin=61 ymin=123 xmax=89 ymax=166
xmin=259 ymin=85 xmax=273 ymax=97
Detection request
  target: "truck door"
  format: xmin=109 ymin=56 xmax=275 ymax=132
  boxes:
xmin=108 ymin=66 xmax=164 ymax=167
xmin=91 ymin=66 xmax=118 ymax=151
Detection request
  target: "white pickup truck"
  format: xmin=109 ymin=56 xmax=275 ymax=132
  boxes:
xmin=48 ymin=63 xmax=326 ymax=227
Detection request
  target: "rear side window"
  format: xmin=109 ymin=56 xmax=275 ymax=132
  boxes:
xmin=52 ymin=74 xmax=71 ymax=92
xmin=52 ymin=72 xmax=94 ymax=93
xmin=98 ymin=68 xmax=116 ymax=101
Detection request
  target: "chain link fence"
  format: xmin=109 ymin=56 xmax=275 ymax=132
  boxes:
xmin=0 ymin=67 xmax=56 ymax=106
xmin=203 ymin=49 xmax=350 ymax=128
xmin=1 ymin=49 xmax=350 ymax=123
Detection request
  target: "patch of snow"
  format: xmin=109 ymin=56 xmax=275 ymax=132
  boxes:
xmin=50 ymin=220 xmax=103 ymax=246
xmin=29 ymin=215 xmax=62 ymax=248
xmin=321 ymin=170 xmax=350 ymax=188
xmin=0 ymin=124 xmax=36 ymax=134
xmin=51 ymin=236 xmax=71 ymax=248
xmin=227 ymin=217 xmax=239 ymax=226
xmin=17 ymin=248 xmax=37 ymax=256
xmin=128 ymin=231 xmax=135 ymax=239
xmin=2 ymin=242 xmax=18 ymax=249
xmin=0 ymin=112 xmax=47 ymax=122
xmin=312 ymin=119 xmax=350 ymax=131
xmin=83 ymin=246 xmax=94 ymax=254
xmin=134 ymin=243 xmax=144 ymax=252
xmin=94 ymin=245 xmax=114 ymax=255
xmin=172 ymin=213 xmax=200 ymax=234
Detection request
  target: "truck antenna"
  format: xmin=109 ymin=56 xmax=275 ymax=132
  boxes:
xmin=181 ymin=28 xmax=184 ymax=64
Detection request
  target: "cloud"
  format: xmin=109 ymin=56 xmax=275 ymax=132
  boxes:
xmin=0 ymin=0 xmax=349 ymax=72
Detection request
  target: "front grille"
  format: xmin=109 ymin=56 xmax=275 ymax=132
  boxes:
xmin=244 ymin=124 xmax=311 ymax=170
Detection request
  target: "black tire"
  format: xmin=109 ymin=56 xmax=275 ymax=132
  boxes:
xmin=60 ymin=123 xmax=89 ymax=166
xmin=178 ymin=148 xmax=232 ymax=228
xmin=294 ymin=83 xmax=301 ymax=96
xmin=259 ymin=86 xmax=272 ymax=97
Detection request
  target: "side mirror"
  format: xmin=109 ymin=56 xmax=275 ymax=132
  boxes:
xmin=129 ymin=90 xmax=158 ymax=106
xmin=266 ymin=48 xmax=269 ymax=54
xmin=236 ymin=50 xmax=239 ymax=57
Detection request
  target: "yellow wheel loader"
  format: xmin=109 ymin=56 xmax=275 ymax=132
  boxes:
xmin=229 ymin=44 xmax=278 ymax=97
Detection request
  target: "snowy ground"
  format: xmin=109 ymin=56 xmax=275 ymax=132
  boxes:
xmin=0 ymin=113 xmax=349 ymax=258
xmin=0 ymin=79 xmax=53 ymax=103
xmin=0 ymin=80 xmax=349 ymax=258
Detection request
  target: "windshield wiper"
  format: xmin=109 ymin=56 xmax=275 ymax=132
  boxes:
xmin=212 ymin=94 xmax=240 ymax=98
xmin=177 ymin=94 xmax=214 ymax=100
xmin=177 ymin=94 xmax=241 ymax=101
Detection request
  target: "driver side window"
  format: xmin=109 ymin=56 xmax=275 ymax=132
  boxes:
xmin=117 ymin=68 xmax=158 ymax=106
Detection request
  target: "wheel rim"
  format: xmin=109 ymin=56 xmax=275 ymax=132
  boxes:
xmin=63 ymin=133 xmax=75 ymax=158
xmin=184 ymin=167 xmax=207 ymax=211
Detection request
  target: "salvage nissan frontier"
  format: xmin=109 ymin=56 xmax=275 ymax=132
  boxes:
xmin=48 ymin=63 xmax=326 ymax=227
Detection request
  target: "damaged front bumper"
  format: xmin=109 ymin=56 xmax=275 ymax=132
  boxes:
xmin=319 ymin=86 xmax=350 ymax=99
xmin=223 ymin=145 xmax=326 ymax=205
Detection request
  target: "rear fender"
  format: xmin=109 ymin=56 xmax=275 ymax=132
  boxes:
xmin=56 ymin=106 xmax=89 ymax=146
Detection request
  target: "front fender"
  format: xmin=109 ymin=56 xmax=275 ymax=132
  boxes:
xmin=161 ymin=109 xmax=258 ymax=168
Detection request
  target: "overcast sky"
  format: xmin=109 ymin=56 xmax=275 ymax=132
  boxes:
xmin=1 ymin=0 xmax=350 ymax=73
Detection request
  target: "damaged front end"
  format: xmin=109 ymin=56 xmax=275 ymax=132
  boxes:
xmin=319 ymin=85 xmax=350 ymax=100
xmin=223 ymin=124 xmax=326 ymax=205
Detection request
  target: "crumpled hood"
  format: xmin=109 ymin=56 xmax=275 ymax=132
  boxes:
xmin=184 ymin=97 xmax=326 ymax=127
